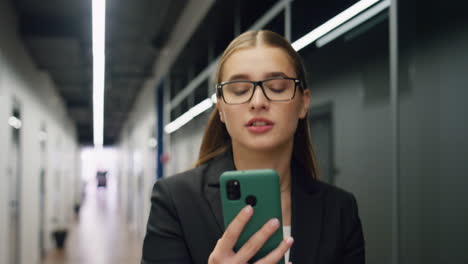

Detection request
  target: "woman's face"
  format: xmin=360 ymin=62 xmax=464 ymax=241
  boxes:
xmin=217 ymin=46 xmax=310 ymax=152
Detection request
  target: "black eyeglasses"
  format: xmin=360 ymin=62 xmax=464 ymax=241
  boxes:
xmin=216 ymin=77 xmax=301 ymax=105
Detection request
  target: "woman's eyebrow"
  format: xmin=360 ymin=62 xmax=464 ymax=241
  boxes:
xmin=227 ymin=73 xmax=251 ymax=81
xmin=227 ymin=72 xmax=289 ymax=81
xmin=264 ymin=72 xmax=288 ymax=78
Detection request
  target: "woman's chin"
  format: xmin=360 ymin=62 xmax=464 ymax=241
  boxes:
xmin=245 ymin=141 xmax=286 ymax=153
xmin=233 ymin=136 xmax=292 ymax=153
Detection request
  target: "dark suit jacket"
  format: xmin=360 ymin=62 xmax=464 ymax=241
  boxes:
xmin=142 ymin=150 xmax=365 ymax=264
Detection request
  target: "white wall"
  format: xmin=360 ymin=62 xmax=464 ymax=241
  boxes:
xmin=117 ymin=88 xmax=157 ymax=241
xmin=0 ymin=48 xmax=10 ymax=264
xmin=0 ymin=1 xmax=80 ymax=263
xmin=166 ymin=110 xmax=210 ymax=176
xmin=116 ymin=0 xmax=216 ymax=239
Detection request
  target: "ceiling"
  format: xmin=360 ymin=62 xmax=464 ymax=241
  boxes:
xmin=12 ymin=0 xmax=186 ymax=145
xmin=11 ymin=0 xmax=374 ymax=146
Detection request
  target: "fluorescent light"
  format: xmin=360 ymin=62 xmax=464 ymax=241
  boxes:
xmin=165 ymin=98 xmax=213 ymax=134
xmin=211 ymin=93 xmax=217 ymax=103
xmin=291 ymin=0 xmax=380 ymax=51
xmin=92 ymin=0 xmax=106 ymax=147
xmin=8 ymin=116 xmax=22 ymax=129
xmin=190 ymin=98 xmax=213 ymax=117
xmin=316 ymin=0 xmax=390 ymax=47
xmin=164 ymin=112 xmax=193 ymax=134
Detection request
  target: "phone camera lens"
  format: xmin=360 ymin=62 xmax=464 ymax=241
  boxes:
xmin=226 ymin=180 xmax=241 ymax=200
xmin=245 ymin=195 xmax=257 ymax=207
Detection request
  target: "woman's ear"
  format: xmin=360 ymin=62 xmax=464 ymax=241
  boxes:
xmin=299 ymin=89 xmax=311 ymax=119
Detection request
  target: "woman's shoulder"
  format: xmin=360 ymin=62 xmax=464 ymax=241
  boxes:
xmin=155 ymin=163 xmax=209 ymax=193
xmin=314 ymin=180 xmax=359 ymax=208
xmin=159 ymin=151 xmax=233 ymax=186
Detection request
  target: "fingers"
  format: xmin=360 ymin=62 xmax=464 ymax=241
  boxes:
xmin=235 ymin=218 xmax=281 ymax=263
xmin=255 ymin=236 xmax=294 ymax=264
xmin=211 ymin=206 xmax=292 ymax=264
xmin=218 ymin=205 xmax=253 ymax=251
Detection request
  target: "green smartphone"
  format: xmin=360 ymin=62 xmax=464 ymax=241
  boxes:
xmin=220 ymin=169 xmax=284 ymax=264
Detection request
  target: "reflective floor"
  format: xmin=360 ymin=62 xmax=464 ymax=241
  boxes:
xmin=43 ymin=184 xmax=142 ymax=264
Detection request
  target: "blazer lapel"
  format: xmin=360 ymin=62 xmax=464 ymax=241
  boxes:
xmin=289 ymin=161 xmax=324 ymax=263
xmin=203 ymin=150 xmax=236 ymax=235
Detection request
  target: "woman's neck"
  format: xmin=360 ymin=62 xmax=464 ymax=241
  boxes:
xmin=231 ymin=142 xmax=292 ymax=191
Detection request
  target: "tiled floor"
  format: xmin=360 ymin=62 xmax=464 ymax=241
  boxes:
xmin=43 ymin=185 xmax=142 ymax=264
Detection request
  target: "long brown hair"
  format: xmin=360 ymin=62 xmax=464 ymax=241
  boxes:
xmin=195 ymin=30 xmax=320 ymax=180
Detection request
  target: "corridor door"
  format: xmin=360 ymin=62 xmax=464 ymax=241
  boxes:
xmin=8 ymin=108 xmax=21 ymax=264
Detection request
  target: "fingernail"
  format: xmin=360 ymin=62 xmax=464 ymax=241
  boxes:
xmin=243 ymin=205 xmax=252 ymax=215
xmin=269 ymin=218 xmax=279 ymax=228
xmin=286 ymin=236 xmax=294 ymax=245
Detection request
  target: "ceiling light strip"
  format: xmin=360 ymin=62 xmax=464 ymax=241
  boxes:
xmin=291 ymin=0 xmax=381 ymax=51
xmin=165 ymin=98 xmax=213 ymax=134
xmin=315 ymin=0 xmax=390 ymax=48
xmin=92 ymin=0 xmax=106 ymax=147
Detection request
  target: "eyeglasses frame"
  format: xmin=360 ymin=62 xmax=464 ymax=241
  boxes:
xmin=216 ymin=77 xmax=302 ymax=105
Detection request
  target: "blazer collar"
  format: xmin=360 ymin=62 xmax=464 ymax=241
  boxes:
xmin=203 ymin=149 xmax=324 ymax=263
xmin=205 ymin=149 xmax=236 ymax=186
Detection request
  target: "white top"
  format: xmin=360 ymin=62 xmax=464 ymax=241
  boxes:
xmin=283 ymin=226 xmax=291 ymax=263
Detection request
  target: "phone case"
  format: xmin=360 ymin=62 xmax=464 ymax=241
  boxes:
xmin=220 ymin=169 xmax=284 ymax=263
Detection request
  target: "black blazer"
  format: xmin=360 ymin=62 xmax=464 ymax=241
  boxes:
xmin=142 ymin=150 xmax=365 ymax=264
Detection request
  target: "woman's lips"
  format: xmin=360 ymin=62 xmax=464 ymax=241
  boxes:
xmin=245 ymin=118 xmax=274 ymax=134
xmin=246 ymin=124 xmax=273 ymax=133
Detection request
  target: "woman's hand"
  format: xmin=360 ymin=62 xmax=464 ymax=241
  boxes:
xmin=208 ymin=205 xmax=294 ymax=264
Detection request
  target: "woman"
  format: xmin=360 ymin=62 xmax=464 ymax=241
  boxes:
xmin=142 ymin=30 xmax=365 ymax=264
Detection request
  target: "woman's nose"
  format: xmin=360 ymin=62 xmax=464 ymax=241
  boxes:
xmin=249 ymin=86 xmax=269 ymax=110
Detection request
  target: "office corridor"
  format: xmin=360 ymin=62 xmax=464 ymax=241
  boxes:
xmin=1 ymin=0 xmax=468 ymax=263
xmin=43 ymin=184 xmax=142 ymax=264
